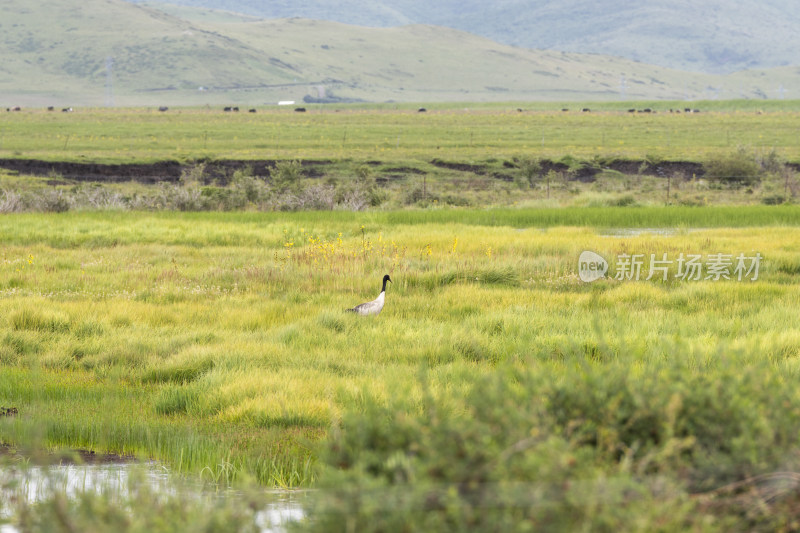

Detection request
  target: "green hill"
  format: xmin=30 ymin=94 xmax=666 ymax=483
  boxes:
xmin=2 ymin=0 xmax=800 ymax=106
xmin=130 ymin=0 xmax=800 ymax=74
xmin=0 ymin=0 xmax=299 ymax=106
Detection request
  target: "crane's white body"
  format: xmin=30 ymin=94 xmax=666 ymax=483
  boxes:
xmin=349 ymin=290 xmax=385 ymax=316
xmin=347 ymin=275 xmax=391 ymax=316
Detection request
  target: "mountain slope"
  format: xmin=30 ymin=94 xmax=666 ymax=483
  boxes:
xmin=207 ymin=17 xmax=715 ymax=102
xmin=2 ymin=0 xmax=800 ymax=106
xmin=131 ymin=0 xmax=800 ymax=73
xmin=0 ymin=0 xmax=301 ymax=105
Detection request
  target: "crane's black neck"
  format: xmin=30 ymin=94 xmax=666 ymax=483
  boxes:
xmin=381 ymin=274 xmax=392 ymax=292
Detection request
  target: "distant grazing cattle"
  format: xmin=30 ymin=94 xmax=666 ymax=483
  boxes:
xmin=224 ymin=106 xmax=233 ymax=112
xmin=233 ymin=107 xmax=239 ymax=112
xmin=692 ymin=109 xmax=700 ymax=113
xmin=417 ymin=108 xmax=427 ymax=113
xmin=581 ymin=108 xmax=591 ymax=112
xmin=628 ymin=108 xmax=636 ymax=113
xmin=8 ymin=106 xmax=21 ymax=112
xmin=158 ymin=106 xmax=169 ymax=112
xmin=684 ymin=108 xmax=692 ymax=113
xmin=294 ymin=107 xmax=307 ymax=112
xmin=248 ymin=108 xmax=257 ymax=113
xmin=47 ymin=106 xmax=55 ymax=111
xmin=561 ymin=108 xmax=569 ymax=112
xmin=642 ymin=108 xmax=652 ymax=113
xmin=62 ymin=107 xmax=73 ymax=112
xmin=516 ymin=108 xmax=523 ymax=112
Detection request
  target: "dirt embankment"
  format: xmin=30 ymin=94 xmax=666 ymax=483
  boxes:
xmin=0 ymin=159 xmax=185 ymax=184
xmin=0 ymin=158 xmax=707 ymax=184
xmin=0 ymin=159 xmax=336 ymax=184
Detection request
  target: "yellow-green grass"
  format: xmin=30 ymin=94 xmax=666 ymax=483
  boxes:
xmin=1 ymin=209 xmax=800 ymax=487
xmin=2 ymin=105 xmax=800 ymax=163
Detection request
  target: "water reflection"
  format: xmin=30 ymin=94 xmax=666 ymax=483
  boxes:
xmin=0 ymin=462 xmax=304 ymax=533
xmin=599 ymin=227 xmax=683 ymax=237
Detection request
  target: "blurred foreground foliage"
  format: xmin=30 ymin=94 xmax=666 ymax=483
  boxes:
xmin=298 ymin=351 xmax=800 ymax=533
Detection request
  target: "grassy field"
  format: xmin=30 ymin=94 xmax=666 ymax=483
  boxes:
xmin=2 ymin=103 xmax=800 ymax=528
xmin=0 ymin=208 xmax=799 ymax=528
xmin=3 ymin=104 xmax=800 ymax=212
xmin=0 ymin=208 xmax=798 ymax=472
xmin=2 ymin=104 xmax=800 ymax=163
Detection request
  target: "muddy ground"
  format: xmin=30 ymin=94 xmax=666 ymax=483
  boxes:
xmin=0 ymin=444 xmax=136 ymax=465
xmin=0 ymin=158 xmax=713 ymax=185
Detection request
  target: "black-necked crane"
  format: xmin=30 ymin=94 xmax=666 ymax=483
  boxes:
xmin=346 ymin=274 xmax=391 ymax=316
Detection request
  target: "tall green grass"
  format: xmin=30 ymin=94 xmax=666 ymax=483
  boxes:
xmin=384 ymin=205 xmax=800 ymax=227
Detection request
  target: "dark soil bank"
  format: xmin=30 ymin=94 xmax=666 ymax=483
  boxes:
xmin=0 ymin=158 xmax=707 ymax=184
xmin=0 ymin=158 xmax=340 ymax=184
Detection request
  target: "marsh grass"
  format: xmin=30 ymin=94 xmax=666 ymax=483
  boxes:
xmin=1 ymin=209 xmax=800 ymax=497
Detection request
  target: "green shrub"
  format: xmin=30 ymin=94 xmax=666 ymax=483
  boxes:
xmin=179 ymin=163 xmax=206 ymax=184
xmin=200 ymin=186 xmax=246 ymax=210
xmin=757 ymin=148 xmax=785 ymax=174
xmin=705 ymin=148 xmax=762 ymax=186
xmin=515 ymin=157 xmax=542 ymax=188
xmin=231 ymin=166 xmax=267 ymax=204
xmin=271 ymin=160 xmax=303 ymax=194
xmin=298 ymin=351 xmax=800 ymax=532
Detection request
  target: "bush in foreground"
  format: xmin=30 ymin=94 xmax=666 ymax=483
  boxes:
xmin=297 ymin=350 xmax=800 ymax=532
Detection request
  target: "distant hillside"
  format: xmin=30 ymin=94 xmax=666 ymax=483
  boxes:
xmin=2 ymin=0 xmax=800 ymax=106
xmin=0 ymin=0 xmax=299 ymax=106
xmin=131 ymin=0 xmax=800 ymax=74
